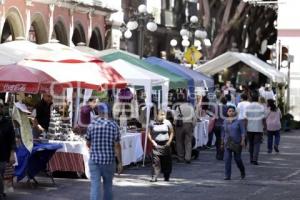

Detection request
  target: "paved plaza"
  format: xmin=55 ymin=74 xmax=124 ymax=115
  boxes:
xmin=8 ymin=130 xmax=300 ymax=200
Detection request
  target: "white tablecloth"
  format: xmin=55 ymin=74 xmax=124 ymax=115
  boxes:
xmin=193 ymin=120 xmax=209 ymax=148
xmin=49 ymin=132 xmax=143 ymax=178
xmin=120 ymin=132 xmax=144 ymax=166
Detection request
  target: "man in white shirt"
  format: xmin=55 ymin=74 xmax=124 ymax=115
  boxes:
xmin=263 ymin=86 xmax=275 ymax=100
xmin=237 ymin=93 xmax=250 ymax=121
xmin=245 ymin=92 xmax=266 ymax=165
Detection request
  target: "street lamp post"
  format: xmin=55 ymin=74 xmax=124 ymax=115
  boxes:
xmin=170 ymin=15 xmax=208 ymax=69
xmin=125 ymin=4 xmax=157 ymax=59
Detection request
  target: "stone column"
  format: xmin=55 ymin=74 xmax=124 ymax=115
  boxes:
xmin=48 ymin=3 xmax=55 ymax=41
xmin=69 ymin=8 xmax=74 ymax=46
xmin=87 ymin=9 xmax=93 ymax=46
xmin=25 ymin=0 xmax=32 ymax=40
xmin=0 ymin=4 xmax=6 ymax=41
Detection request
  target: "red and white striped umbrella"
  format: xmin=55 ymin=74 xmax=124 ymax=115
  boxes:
xmin=0 ymin=64 xmax=62 ymax=94
xmin=19 ymin=58 xmax=126 ymax=91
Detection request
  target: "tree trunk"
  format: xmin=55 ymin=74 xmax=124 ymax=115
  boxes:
xmin=209 ymin=1 xmax=247 ymax=58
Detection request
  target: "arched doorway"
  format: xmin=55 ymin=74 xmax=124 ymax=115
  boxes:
xmin=72 ymin=23 xmax=86 ymax=46
xmin=89 ymin=28 xmax=103 ymax=50
xmin=52 ymin=20 xmax=68 ymax=45
xmin=29 ymin=14 xmax=48 ymax=44
xmin=1 ymin=8 xmax=25 ymax=43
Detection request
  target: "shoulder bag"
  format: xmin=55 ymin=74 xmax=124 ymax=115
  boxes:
xmin=176 ymin=105 xmax=183 ymax=127
xmin=225 ymin=121 xmax=242 ymax=153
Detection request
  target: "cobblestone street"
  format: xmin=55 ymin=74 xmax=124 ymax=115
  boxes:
xmin=7 ymin=130 xmax=300 ymax=200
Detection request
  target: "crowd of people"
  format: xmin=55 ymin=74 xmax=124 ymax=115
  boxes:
xmin=208 ymin=81 xmax=282 ymax=180
xmin=0 ymin=80 xmax=284 ymax=200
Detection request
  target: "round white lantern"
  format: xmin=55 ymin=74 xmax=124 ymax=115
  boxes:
xmin=190 ymin=16 xmax=199 ymax=23
xmin=182 ymin=39 xmax=190 ymax=47
xmin=180 ymin=29 xmax=189 ymax=37
xmin=138 ymin=4 xmax=147 ymax=13
xmin=124 ymin=30 xmax=132 ymax=39
xmin=127 ymin=21 xmax=138 ymax=30
xmin=146 ymin=22 xmax=157 ymax=32
xmin=170 ymin=39 xmax=177 ymax=47
xmin=195 ymin=30 xmax=207 ymax=39
xmin=194 ymin=39 xmax=201 ymax=47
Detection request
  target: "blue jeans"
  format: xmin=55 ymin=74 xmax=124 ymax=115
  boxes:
xmin=267 ymin=130 xmax=280 ymax=152
xmin=224 ymin=148 xmax=245 ymax=178
xmin=89 ymin=160 xmax=114 ymax=200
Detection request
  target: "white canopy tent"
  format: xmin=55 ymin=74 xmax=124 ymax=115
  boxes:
xmin=108 ymin=59 xmax=169 ymax=109
xmin=195 ymin=51 xmax=286 ymax=83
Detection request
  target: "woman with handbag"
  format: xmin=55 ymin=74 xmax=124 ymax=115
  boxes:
xmin=221 ymin=105 xmax=246 ymax=180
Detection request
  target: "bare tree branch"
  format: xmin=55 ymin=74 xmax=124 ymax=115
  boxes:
xmin=209 ymin=0 xmax=218 ymax=9
xmin=222 ymin=0 xmax=233 ymax=26
xmin=210 ymin=1 xmax=247 ymax=58
xmin=227 ymin=1 xmax=247 ymax=30
xmin=202 ymin=0 xmax=211 ymax=28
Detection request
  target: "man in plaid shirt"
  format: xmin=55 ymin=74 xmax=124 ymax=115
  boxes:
xmin=86 ymin=104 xmax=122 ymax=200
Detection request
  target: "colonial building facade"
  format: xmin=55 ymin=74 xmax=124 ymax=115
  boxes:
xmin=0 ymin=0 xmax=117 ymax=49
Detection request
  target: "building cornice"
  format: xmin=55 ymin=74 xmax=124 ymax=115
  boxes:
xmin=31 ymin=0 xmax=117 ymax=16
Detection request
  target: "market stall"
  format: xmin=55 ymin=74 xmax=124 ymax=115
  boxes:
xmin=48 ymin=132 xmax=143 ymax=178
xmin=194 ymin=51 xmax=286 ymax=83
xmin=0 ymin=42 xmax=134 ymax=182
xmin=15 ymin=143 xmax=62 ymax=182
xmin=107 ymin=59 xmax=169 ymax=110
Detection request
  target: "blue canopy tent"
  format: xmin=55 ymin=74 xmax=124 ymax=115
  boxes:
xmin=145 ymin=57 xmax=195 ymax=104
xmin=145 ymin=57 xmax=214 ymax=103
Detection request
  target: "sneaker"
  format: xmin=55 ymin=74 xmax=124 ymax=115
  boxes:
xmin=185 ymin=160 xmax=191 ymax=164
xmin=274 ymin=146 xmax=279 ymax=153
xmin=252 ymin=161 xmax=259 ymax=165
xmin=150 ymin=176 xmax=157 ymax=182
xmin=224 ymin=177 xmax=231 ymax=180
xmin=164 ymin=174 xmax=170 ymax=182
xmin=241 ymin=172 xmax=246 ymax=179
xmin=267 ymin=150 xmax=272 ymax=153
